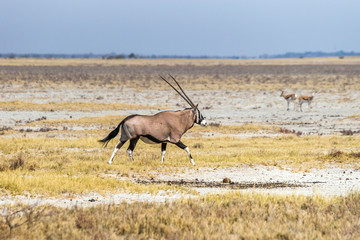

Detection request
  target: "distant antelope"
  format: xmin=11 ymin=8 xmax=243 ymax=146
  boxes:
xmin=280 ymin=90 xmax=297 ymax=111
xmin=99 ymin=75 xmax=207 ymax=166
xmin=298 ymin=92 xmax=315 ymax=112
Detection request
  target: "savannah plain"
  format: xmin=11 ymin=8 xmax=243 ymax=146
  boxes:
xmin=1 ymin=57 xmax=360 ymax=239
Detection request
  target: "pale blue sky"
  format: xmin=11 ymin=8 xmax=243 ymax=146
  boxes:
xmin=1 ymin=0 xmax=359 ymax=56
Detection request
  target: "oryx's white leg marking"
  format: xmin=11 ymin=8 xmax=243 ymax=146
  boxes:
xmin=127 ymin=149 xmax=134 ymax=162
xmin=108 ymin=141 xmax=125 ymax=164
xmin=126 ymin=138 xmax=139 ymax=162
xmin=161 ymin=143 xmax=167 ymax=163
xmin=161 ymin=150 xmax=166 ymax=163
xmin=108 ymin=147 xmax=118 ymax=164
xmin=175 ymin=141 xmax=196 ymax=166
xmin=185 ymin=147 xmax=195 ymax=166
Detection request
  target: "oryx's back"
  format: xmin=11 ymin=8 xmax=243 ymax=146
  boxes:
xmin=122 ymin=110 xmax=193 ymax=143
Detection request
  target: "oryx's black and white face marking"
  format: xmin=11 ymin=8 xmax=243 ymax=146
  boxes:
xmin=195 ymin=109 xmax=207 ymax=126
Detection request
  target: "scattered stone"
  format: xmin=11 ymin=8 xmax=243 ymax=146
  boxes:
xmin=223 ymin=178 xmax=231 ymax=184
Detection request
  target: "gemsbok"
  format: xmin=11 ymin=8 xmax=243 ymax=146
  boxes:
xmin=298 ymin=92 xmax=315 ymax=112
xmin=280 ymin=90 xmax=297 ymax=111
xmin=99 ymin=75 xmax=207 ymax=166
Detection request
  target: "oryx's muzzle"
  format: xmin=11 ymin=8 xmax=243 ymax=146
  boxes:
xmin=200 ymin=119 xmax=207 ymax=126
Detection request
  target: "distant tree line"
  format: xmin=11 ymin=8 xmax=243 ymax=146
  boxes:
xmin=0 ymin=52 xmax=139 ymax=59
xmin=1 ymin=51 xmax=360 ymax=59
xmin=259 ymin=51 xmax=360 ymax=59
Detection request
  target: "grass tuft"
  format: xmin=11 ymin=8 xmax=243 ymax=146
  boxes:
xmin=1 ymin=192 xmax=360 ymax=239
xmin=9 ymin=154 xmax=25 ymax=170
xmin=0 ymin=154 xmax=25 ymax=171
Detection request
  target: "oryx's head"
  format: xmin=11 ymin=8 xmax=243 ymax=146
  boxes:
xmin=192 ymin=104 xmax=207 ymax=126
xmin=160 ymin=74 xmax=207 ymax=127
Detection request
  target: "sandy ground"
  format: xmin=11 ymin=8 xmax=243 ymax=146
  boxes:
xmin=2 ymin=86 xmax=360 ymax=135
xmin=1 ymin=165 xmax=360 ymax=208
xmin=1 ymin=86 xmax=360 ymax=207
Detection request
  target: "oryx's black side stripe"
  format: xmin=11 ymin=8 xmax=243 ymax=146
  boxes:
xmin=98 ymin=115 xmax=138 ymax=147
xmin=141 ymin=135 xmax=163 ymax=144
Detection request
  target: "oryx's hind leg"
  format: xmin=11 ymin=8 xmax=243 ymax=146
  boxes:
xmin=175 ymin=141 xmax=195 ymax=166
xmin=161 ymin=143 xmax=167 ymax=163
xmin=127 ymin=138 xmax=139 ymax=162
xmin=109 ymin=140 xmax=126 ymax=164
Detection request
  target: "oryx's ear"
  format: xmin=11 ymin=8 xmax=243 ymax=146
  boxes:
xmin=192 ymin=104 xmax=199 ymax=113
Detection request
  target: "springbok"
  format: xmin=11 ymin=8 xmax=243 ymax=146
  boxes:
xmin=99 ymin=75 xmax=207 ymax=166
xmin=298 ymin=92 xmax=315 ymax=112
xmin=280 ymin=90 xmax=297 ymax=111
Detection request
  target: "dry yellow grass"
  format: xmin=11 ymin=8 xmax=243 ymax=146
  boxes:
xmin=0 ymin=134 xmax=359 ymax=196
xmin=1 ymin=192 xmax=360 ymax=239
xmin=342 ymin=114 xmax=360 ymax=121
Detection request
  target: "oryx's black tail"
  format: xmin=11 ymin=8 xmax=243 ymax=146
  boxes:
xmin=98 ymin=115 xmax=138 ymax=148
xmin=98 ymin=122 xmax=122 ymax=148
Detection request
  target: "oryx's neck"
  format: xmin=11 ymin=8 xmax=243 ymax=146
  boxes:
xmin=177 ymin=109 xmax=196 ymax=132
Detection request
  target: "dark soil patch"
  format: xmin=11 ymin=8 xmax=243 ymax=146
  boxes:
xmin=135 ymin=179 xmax=319 ymax=189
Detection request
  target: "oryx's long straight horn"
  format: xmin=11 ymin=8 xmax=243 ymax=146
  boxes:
xmin=168 ymin=74 xmax=196 ymax=108
xmin=159 ymin=75 xmax=194 ymax=107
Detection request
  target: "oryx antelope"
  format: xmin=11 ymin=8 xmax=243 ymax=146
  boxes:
xmin=99 ymin=75 xmax=207 ymax=166
xmin=298 ymin=92 xmax=315 ymax=112
xmin=280 ymin=90 xmax=297 ymax=111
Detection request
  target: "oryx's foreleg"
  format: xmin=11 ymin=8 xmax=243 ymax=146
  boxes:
xmin=127 ymin=137 xmax=139 ymax=162
xmin=175 ymin=141 xmax=195 ymax=166
xmin=109 ymin=140 xmax=126 ymax=164
xmin=161 ymin=143 xmax=167 ymax=163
